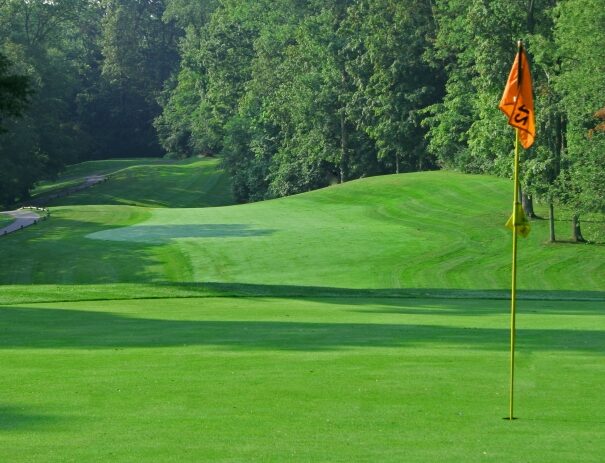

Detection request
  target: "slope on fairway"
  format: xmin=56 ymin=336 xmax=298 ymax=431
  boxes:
xmin=2 ymin=170 xmax=604 ymax=462
xmin=0 ymin=171 xmax=603 ymax=302
xmin=0 ymin=214 xmax=14 ymax=228
xmin=33 ymin=157 xmax=234 ymax=208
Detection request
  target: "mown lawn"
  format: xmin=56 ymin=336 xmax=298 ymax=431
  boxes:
xmin=1 ymin=296 xmax=603 ymax=462
xmin=1 ymin=172 xmax=602 ymax=292
xmin=1 ymin=169 xmax=603 ymax=462
xmin=36 ymin=157 xmax=234 ymax=208
xmin=0 ymin=214 xmax=14 ymax=228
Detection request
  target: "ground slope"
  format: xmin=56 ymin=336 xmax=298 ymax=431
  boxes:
xmin=32 ymin=157 xmax=234 ymax=208
xmin=2 ymin=170 xmax=604 ymax=462
xmin=1 ymin=171 xmax=603 ymax=301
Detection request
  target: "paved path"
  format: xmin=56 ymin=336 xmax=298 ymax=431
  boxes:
xmin=85 ymin=175 xmax=106 ymax=186
xmin=0 ymin=209 xmax=43 ymax=236
xmin=29 ymin=174 xmax=107 ymax=206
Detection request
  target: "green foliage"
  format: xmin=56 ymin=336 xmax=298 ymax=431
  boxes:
xmin=554 ymin=0 xmax=605 ymax=214
xmin=344 ymin=0 xmax=441 ymax=173
xmin=159 ymin=0 xmax=443 ymax=202
xmin=96 ymin=0 xmax=181 ymax=157
xmin=0 ymin=0 xmax=602 ymax=224
xmin=0 ymin=52 xmax=35 ymax=206
xmin=0 ymin=52 xmax=29 ymax=123
xmin=0 ymin=0 xmax=183 ymax=204
xmin=423 ymin=0 xmax=531 ymax=174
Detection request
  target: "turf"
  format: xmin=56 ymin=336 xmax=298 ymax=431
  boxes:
xmin=0 ymin=214 xmax=14 ymax=228
xmin=1 ymin=165 xmax=604 ymax=462
xmin=1 ymin=296 xmax=603 ymax=462
xmin=33 ymin=157 xmax=234 ymax=208
xmin=1 ymin=172 xmax=603 ymax=294
xmin=31 ymin=158 xmax=175 ymax=196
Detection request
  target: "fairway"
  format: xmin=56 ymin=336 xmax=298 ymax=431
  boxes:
xmin=2 ymin=296 xmax=603 ymax=462
xmin=1 ymin=172 xmax=603 ymax=291
xmin=1 ymin=167 xmax=604 ymax=462
xmin=3 ymin=2 xmax=604 ymax=460
xmin=0 ymin=214 xmax=13 ymax=228
xmin=32 ymin=157 xmax=234 ymax=208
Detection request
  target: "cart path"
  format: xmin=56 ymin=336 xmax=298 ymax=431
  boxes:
xmin=29 ymin=174 xmax=107 ymax=206
xmin=0 ymin=209 xmax=43 ymax=236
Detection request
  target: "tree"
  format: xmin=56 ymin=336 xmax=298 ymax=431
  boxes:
xmin=0 ymin=52 xmax=29 ymax=128
xmin=554 ymin=0 xmax=605 ymax=241
xmin=98 ymin=0 xmax=181 ymax=157
xmin=344 ymin=0 xmax=442 ymax=174
xmin=0 ymin=51 xmax=33 ymax=206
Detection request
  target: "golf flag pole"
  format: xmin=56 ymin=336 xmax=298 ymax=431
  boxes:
xmin=499 ymin=40 xmax=535 ymax=420
xmin=509 ymin=129 xmax=520 ymax=420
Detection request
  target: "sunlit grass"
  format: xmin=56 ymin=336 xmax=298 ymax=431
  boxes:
xmin=3 ymin=171 xmax=603 ymax=292
xmin=2 ymin=164 xmax=604 ymax=462
xmin=1 ymin=296 xmax=603 ymax=462
xmin=32 ymin=157 xmax=234 ymax=208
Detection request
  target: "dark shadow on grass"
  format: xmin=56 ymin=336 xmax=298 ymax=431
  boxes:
xmin=87 ymin=224 xmax=275 ymax=243
xmin=182 ymin=282 xmax=605 ymax=302
xmin=1 ymin=306 xmax=603 ymax=352
xmin=1 ymin=282 xmax=604 ymax=314
xmin=0 ymin=405 xmax=61 ymax=431
xmin=0 ymin=215 xmax=164 ymax=283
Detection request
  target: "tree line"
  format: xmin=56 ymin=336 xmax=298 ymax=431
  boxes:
xmin=1 ymin=0 xmax=603 ymax=240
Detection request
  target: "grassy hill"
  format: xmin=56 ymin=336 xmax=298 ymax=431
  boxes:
xmin=32 ymin=157 xmax=234 ymax=208
xmin=2 ymin=164 xmax=604 ymax=462
xmin=1 ymin=170 xmax=603 ymax=301
xmin=0 ymin=214 xmax=13 ymax=227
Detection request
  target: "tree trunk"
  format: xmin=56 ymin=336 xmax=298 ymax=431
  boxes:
xmin=339 ymin=110 xmax=347 ymax=184
xmin=394 ymin=152 xmax=400 ymax=174
xmin=527 ymin=0 xmax=535 ymax=33
xmin=548 ymin=202 xmax=556 ymax=242
xmin=521 ymin=191 xmax=537 ymax=218
xmin=571 ymin=214 xmax=586 ymax=242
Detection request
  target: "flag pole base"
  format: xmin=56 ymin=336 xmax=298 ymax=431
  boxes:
xmin=502 ymin=417 xmax=519 ymax=421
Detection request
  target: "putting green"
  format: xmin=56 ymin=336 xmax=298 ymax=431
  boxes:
xmin=1 ymin=167 xmax=603 ymax=462
xmin=1 ymin=296 xmax=603 ymax=462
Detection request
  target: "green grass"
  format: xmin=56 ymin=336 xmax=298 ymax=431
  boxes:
xmin=32 ymin=158 xmax=175 ymax=196
xmin=1 ymin=172 xmax=603 ymax=293
xmin=0 ymin=214 xmax=14 ymax=228
xmin=33 ymin=157 xmax=234 ymax=208
xmin=1 ymin=166 xmax=604 ymax=462
xmin=1 ymin=296 xmax=603 ymax=462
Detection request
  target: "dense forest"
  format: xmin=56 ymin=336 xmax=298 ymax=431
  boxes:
xmin=0 ymin=0 xmax=603 ymax=237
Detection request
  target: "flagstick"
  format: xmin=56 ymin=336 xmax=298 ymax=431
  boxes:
xmin=508 ymin=128 xmax=521 ymax=420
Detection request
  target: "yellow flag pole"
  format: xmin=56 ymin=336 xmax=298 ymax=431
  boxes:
xmin=508 ymin=128 xmax=521 ymax=420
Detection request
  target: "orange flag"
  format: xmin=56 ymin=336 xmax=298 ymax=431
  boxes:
xmin=499 ymin=44 xmax=535 ymax=148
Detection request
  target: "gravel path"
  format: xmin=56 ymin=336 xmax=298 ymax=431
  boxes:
xmin=0 ymin=209 xmax=43 ymax=236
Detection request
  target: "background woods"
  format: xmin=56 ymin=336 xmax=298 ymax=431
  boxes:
xmin=0 ymin=0 xmax=603 ymax=239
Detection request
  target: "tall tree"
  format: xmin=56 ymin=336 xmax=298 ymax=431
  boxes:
xmin=99 ymin=0 xmax=181 ymax=157
xmin=344 ymin=0 xmax=442 ymax=174
xmin=0 ymin=51 xmax=31 ymax=206
xmin=554 ymin=0 xmax=605 ymax=241
xmin=0 ymin=0 xmax=91 ymax=201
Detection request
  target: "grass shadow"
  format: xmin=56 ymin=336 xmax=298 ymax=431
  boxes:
xmin=0 ymin=405 xmax=61 ymax=431
xmin=86 ymin=224 xmax=276 ymax=243
xmin=1 ymin=281 xmax=604 ymax=313
xmin=1 ymin=305 xmax=603 ymax=352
